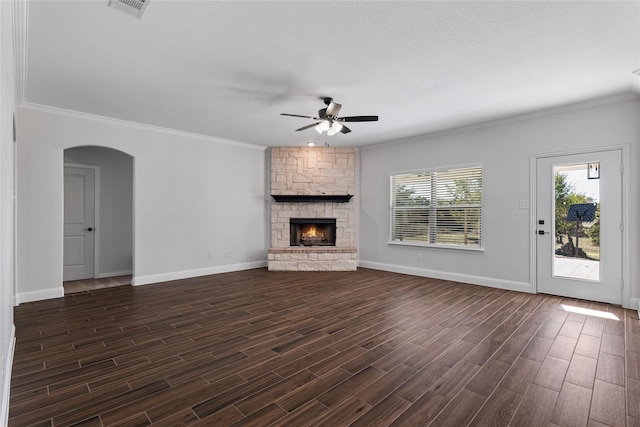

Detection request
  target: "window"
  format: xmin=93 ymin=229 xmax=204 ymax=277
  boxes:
xmin=390 ymin=166 xmax=482 ymax=248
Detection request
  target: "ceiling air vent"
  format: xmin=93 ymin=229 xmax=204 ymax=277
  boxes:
xmin=108 ymin=0 xmax=149 ymax=19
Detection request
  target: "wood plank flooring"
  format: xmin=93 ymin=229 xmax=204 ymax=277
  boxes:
xmin=9 ymin=268 xmax=640 ymax=426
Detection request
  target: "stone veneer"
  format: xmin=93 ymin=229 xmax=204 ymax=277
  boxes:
xmin=268 ymin=147 xmax=357 ymax=271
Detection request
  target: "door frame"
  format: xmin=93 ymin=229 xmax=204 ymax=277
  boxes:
xmin=64 ymin=162 xmax=100 ymax=280
xmin=529 ymin=145 xmax=631 ymax=308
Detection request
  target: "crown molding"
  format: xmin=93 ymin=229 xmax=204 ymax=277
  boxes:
xmin=362 ymin=91 xmax=640 ymax=151
xmin=12 ymin=0 xmax=29 ymax=105
xmin=19 ymin=102 xmax=268 ymax=151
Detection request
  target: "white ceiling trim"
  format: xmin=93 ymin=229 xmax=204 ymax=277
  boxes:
xmin=12 ymin=0 xmax=28 ymax=105
xmin=361 ymin=92 xmax=640 ymax=151
xmin=19 ymin=102 xmax=268 ymax=151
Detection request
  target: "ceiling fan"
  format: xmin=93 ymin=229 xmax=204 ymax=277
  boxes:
xmin=281 ymin=97 xmax=378 ymax=135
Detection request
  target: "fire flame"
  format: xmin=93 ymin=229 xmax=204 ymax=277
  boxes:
xmin=301 ymin=226 xmax=325 ymax=240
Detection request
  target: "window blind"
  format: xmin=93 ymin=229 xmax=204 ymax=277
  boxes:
xmin=391 ymin=166 xmax=482 ymax=247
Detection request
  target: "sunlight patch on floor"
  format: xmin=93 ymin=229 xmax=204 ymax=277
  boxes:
xmin=561 ymin=304 xmax=619 ymax=320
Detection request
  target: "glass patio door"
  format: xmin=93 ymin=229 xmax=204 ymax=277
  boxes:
xmin=535 ymin=149 xmax=622 ymax=304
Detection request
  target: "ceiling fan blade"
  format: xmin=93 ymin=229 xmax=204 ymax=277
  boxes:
xmin=326 ymin=102 xmax=342 ymax=117
xmin=340 ymin=125 xmax=351 ymax=134
xmin=339 ymin=115 xmax=379 ymax=122
xmin=281 ymin=113 xmax=320 ymax=120
xmin=295 ymin=123 xmax=320 ymax=132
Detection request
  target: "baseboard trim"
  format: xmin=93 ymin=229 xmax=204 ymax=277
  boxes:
xmin=132 ymin=261 xmax=268 ymax=286
xmin=359 ymin=261 xmax=532 ymax=294
xmin=14 ymin=287 xmax=64 ymax=305
xmin=1 ymin=325 xmax=16 ymax=427
xmin=96 ymin=270 xmax=132 ymax=279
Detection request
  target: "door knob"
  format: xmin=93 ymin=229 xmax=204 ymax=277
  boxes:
xmin=84 ymin=227 xmax=93 ymax=232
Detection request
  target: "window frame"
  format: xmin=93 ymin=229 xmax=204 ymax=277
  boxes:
xmin=388 ymin=164 xmax=484 ymax=252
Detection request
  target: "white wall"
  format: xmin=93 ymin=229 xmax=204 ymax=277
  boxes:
xmin=360 ymin=96 xmax=640 ymax=308
xmin=0 ymin=1 xmax=16 ymax=423
xmin=64 ymin=146 xmax=134 ymax=278
xmin=16 ymin=105 xmax=268 ymax=302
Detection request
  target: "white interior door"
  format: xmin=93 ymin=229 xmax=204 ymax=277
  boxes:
xmin=536 ymin=149 xmax=622 ymax=304
xmin=63 ymin=166 xmax=95 ymax=281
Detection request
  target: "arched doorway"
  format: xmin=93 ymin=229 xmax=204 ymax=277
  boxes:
xmin=63 ymin=146 xmax=134 ymax=294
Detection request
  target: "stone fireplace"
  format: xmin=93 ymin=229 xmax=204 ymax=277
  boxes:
xmin=268 ymin=147 xmax=357 ymax=271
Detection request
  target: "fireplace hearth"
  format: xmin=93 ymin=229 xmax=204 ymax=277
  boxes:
xmin=290 ymin=218 xmax=336 ymax=246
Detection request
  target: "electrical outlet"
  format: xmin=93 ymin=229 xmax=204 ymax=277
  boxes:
xmin=416 ymin=253 xmax=423 ymax=261
xmin=208 ymin=251 xmax=214 ymax=260
xmin=223 ymin=250 xmax=231 ymax=258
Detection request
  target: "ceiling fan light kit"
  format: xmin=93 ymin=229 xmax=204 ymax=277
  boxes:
xmin=281 ymin=97 xmax=378 ymax=136
xmin=318 ymin=120 xmax=331 ymax=132
xmin=327 ymin=122 xmax=343 ymax=136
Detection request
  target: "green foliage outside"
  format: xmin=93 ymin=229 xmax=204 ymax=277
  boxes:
xmin=442 ymin=177 xmax=482 ymax=245
xmin=554 ymin=172 xmax=600 ymax=260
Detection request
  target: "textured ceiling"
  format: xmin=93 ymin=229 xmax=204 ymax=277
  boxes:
xmin=24 ymin=1 xmax=640 ymax=147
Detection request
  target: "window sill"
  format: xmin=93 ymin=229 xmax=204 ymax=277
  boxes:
xmin=388 ymin=241 xmax=485 ymax=252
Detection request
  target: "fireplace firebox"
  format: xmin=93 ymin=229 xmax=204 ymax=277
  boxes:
xmin=290 ymin=218 xmax=336 ymax=246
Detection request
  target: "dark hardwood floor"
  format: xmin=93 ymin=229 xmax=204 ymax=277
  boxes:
xmin=9 ymin=268 xmax=640 ymax=426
